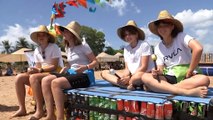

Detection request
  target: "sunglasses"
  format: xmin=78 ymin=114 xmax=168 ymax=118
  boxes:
xmin=42 ymin=51 xmax=46 ymax=59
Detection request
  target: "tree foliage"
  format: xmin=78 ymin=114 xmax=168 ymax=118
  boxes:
xmin=0 ymin=40 xmax=14 ymax=54
xmin=15 ymin=37 xmax=30 ymax=49
xmin=80 ymin=26 xmax=105 ymax=56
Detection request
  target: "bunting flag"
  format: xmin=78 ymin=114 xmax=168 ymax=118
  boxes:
xmin=66 ymin=0 xmax=79 ymax=7
xmin=49 ymin=25 xmax=63 ymax=42
xmin=50 ymin=0 xmax=113 ymax=30
xmin=77 ymin=0 xmax=88 ymax=8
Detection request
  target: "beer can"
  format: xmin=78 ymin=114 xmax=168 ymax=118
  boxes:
xmin=93 ymin=111 xmax=99 ymax=120
xmin=117 ymin=99 xmax=124 ymax=110
xmin=140 ymin=102 xmax=147 ymax=116
xmin=110 ymin=99 xmax=117 ymax=110
xmin=98 ymin=113 xmax=105 ymax=120
xmin=172 ymin=100 xmax=181 ymax=112
xmin=103 ymin=98 xmax=110 ymax=109
xmin=98 ymin=96 xmax=105 ymax=108
xmin=189 ymin=102 xmax=197 ymax=116
xmin=155 ymin=103 xmax=164 ymax=120
xmin=110 ymin=114 xmax=117 ymax=120
xmin=164 ymin=101 xmax=173 ymax=120
xmin=117 ymin=99 xmax=125 ymax=120
xmin=197 ymin=103 xmax=206 ymax=119
xmin=93 ymin=96 xmax=99 ymax=107
xmin=131 ymin=100 xmax=139 ymax=114
xmin=124 ymin=100 xmax=131 ymax=120
xmin=84 ymin=95 xmax=89 ymax=106
xmin=180 ymin=101 xmax=189 ymax=112
xmin=146 ymin=102 xmax=155 ymax=119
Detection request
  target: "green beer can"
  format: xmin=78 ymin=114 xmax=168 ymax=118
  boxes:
xmin=197 ymin=103 xmax=206 ymax=119
xmin=189 ymin=102 xmax=197 ymax=116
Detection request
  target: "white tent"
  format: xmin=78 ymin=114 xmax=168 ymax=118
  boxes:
xmin=114 ymin=52 xmax=123 ymax=57
xmin=0 ymin=48 xmax=32 ymax=62
xmin=96 ymin=52 xmax=119 ymax=62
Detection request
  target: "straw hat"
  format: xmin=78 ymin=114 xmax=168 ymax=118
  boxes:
xmin=117 ymin=20 xmax=145 ymax=41
xmin=59 ymin=21 xmax=82 ymax=42
xmin=148 ymin=10 xmax=183 ymax=35
xmin=30 ymin=25 xmax=55 ymax=43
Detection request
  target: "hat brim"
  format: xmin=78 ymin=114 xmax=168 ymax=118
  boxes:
xmin=59 ymin=26 xmax=82 ymax=42
xmin=30 ymin=31 xmax=55 ymax=44
xmin=148 ymin=18 xmax=183 ymax=36
xmin=117 ymin=25 xmax=145 ymax=41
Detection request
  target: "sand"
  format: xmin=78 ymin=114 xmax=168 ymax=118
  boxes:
xmin=0 ymin=70 xmax=213 ymax=120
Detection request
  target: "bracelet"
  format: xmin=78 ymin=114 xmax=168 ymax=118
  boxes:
xmin=86 ymin=65 xmax=89 ymax=69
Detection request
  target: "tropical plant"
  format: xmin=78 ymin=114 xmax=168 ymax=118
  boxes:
xmin=15 ymin=37 xmax=30 ymax=50
xmin=0 ymin=40 xmax=14 ymax=54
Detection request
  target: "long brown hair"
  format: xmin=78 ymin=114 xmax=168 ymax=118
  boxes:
xmin=63 ymin=34 xmax=82 ymax=48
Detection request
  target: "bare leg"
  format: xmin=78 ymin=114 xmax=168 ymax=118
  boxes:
xmin=141 ymin=73 xmax=208 ymax=97
xmin=174 ymin=74 xmax=210 ymax=89
xmin=101 ymin=70 xmax=126 ymax=88
xmin=11 ymin=73 xmax=30 ymax=117
xmin=51 ymin=77 xmax=71 ymax=120
xmin=42 ymin=75 xmax=57 ymax=120
xmin=29 ymin=73 xmax=49 ymax=119
xmin=127 ymin=72 xmax=143 ymax=90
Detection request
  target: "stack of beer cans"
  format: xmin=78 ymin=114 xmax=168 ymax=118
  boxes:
xmin=64 ymin=92 xmax=209 ymax=120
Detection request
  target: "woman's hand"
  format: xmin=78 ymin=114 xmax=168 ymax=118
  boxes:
xmin=75 ymin=65 xmax=87 ymax=73
xmin=185 ymin=69 xmax=195 ymax=78
xmin=117 ymin=76 xmax=130 ymax=86
xmin=27 ymin=67 xmax=40 ymax=74
xmin=151 ymin=68 xmax=161 ymax=78
xmin=59 ymin=67 xmax=69 ymax=74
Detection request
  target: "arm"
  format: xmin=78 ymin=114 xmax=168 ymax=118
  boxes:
xmin=135 ymin=55 xmax=149 ymax=73
xmin=187 ymin=39 xmax=203 ymax=77
xmin=75 ymin=52 xmax=98 ymax=73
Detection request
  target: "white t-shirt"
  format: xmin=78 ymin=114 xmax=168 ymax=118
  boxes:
xmin=124 ymin=40 xmax=154 ymax=74
xmin=34 ymin=43 xmax=64 ymax=68
xmin=66 ymin=43 xmax=92 ymax=67
xmin=155 ymin=32 xmax=194 ymax=75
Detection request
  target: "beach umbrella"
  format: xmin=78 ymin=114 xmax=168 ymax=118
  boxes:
xmin=0 ymin=48 xmax=32 ymax=62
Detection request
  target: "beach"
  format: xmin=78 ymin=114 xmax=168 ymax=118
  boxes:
xmin=0 ymin=70 xmax=213 ymax=120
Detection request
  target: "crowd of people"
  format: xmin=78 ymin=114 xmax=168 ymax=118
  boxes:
xmin=11 ymin=10 xmax=210 ymax=120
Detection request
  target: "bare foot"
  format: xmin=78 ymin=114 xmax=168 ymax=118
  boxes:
xmin=28 ymin=111 xmax=44 ymax=120
xmin=127 ymin=84 xmax=135 ymax=90
xmin=43 ymin=116 xmax=56 ymax=120
xmin=11 ymin=109 xmax=27 ymax=118
xmin=186 ymin=86 xmax=208 ymax=97
xmin=143 ymin=85 xmax=152 ymax=92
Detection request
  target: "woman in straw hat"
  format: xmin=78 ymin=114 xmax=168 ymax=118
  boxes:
xmin=141 ymin=10 xmax=210 ymax=97
xmin=12 ymin=25 xmax=64 ymax=119
xmin=41 ymin=21 xmax=97 ymax=120
xmin=101 ymin=20 xmax=154 ymax=90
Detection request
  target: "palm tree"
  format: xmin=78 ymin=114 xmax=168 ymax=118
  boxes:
xmin=0 ymin=40 xmax=14 ymax=54
xmin=29 ymin=43 xmax=36 ymax=50
xmin=15 ymin=37 xmax=30 ymax=50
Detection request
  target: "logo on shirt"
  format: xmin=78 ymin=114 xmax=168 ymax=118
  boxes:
xmin=163 ymin=48 xmax=182 ymax=61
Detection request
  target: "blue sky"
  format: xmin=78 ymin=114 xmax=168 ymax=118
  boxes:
xmin=0 ymin=0 xmax=213 ymax=53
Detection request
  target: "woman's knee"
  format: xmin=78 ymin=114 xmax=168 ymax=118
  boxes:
xmin=201 ymin=75 xmax=210 ymax=86
xmin=41 ymin=77 xmax=51 ymax=88
xmin=193 ymin=75 xmax=210 ymax=86
xmin=141 ymin=73 xmax=151 ymax=84
xmin=29 ymin=74 xmax=39 ymax=84
xmin=101 ymin=70 xmax=109 ymax=78
xmin=15 ymin=74 xmax=28 ymax=85
xmin=51 ymin=79 xmax=61 ymax=89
